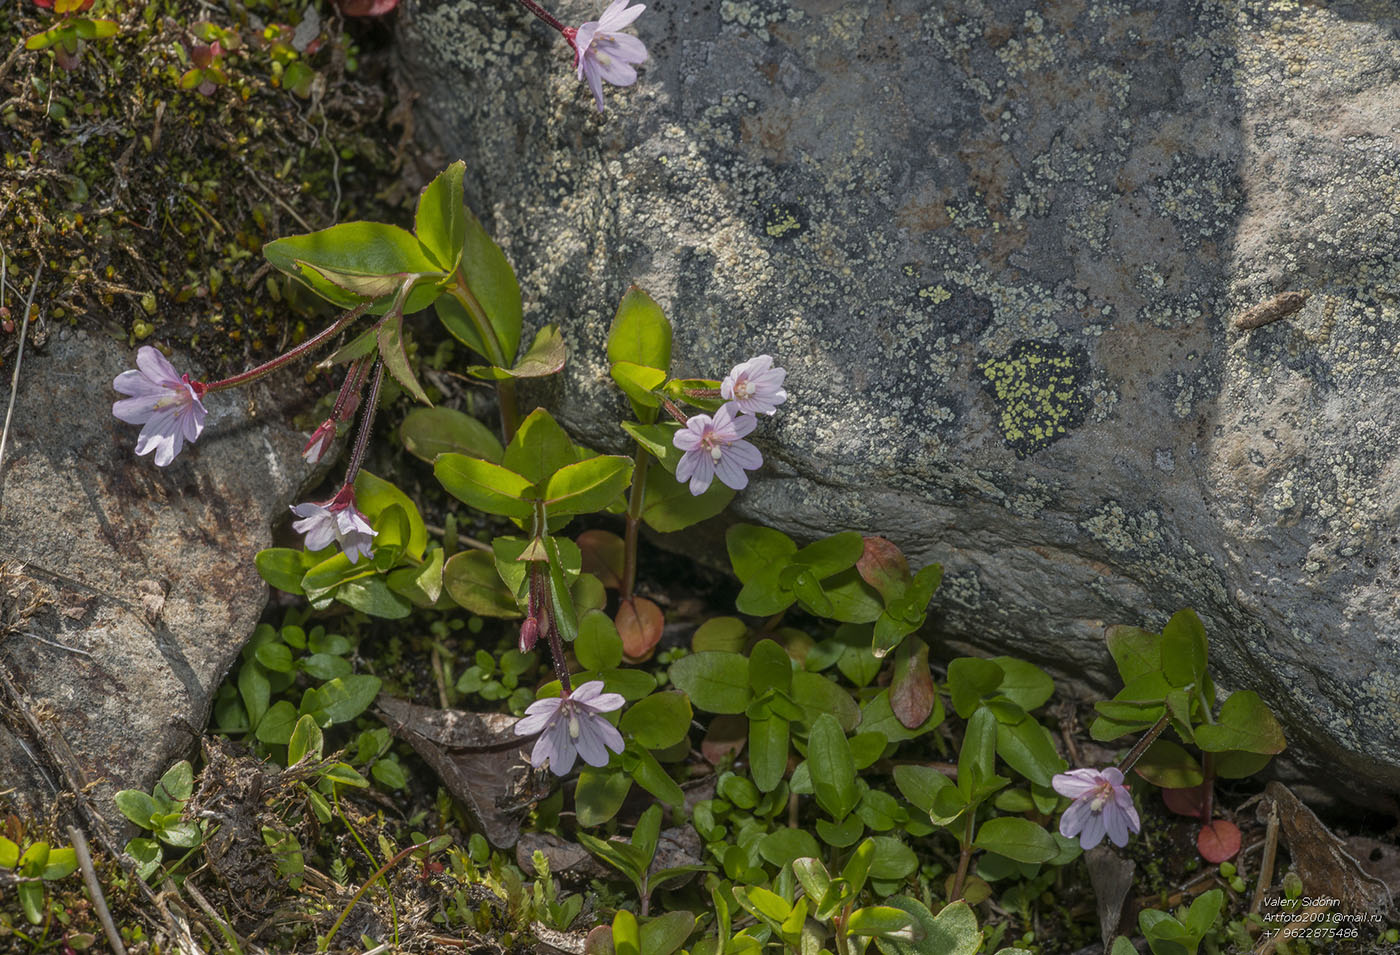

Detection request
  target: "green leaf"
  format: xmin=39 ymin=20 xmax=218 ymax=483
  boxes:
xmin=263 ymin=222 xmax=443 ymax=312
xmin=354 ymin=470 xmax=428 ymax=560
xmin=255 ymin=700 xmax=299 ymax=744
xmin=875 ymin=897 xmax=980 ymax=955
xmin=619 ymin=691 xmax=693 ymax=750
xmin=990 ymin=657 xmax=1055 ymax=711
xmin=791 ymin=671 xmax=862 ymax=732
xmin=386 ymin=546 xmax=445 ymax=607
xmin=733 ymin=885 xmax=792 ymax=928
xmin=335 ymin=576 xmax=413 ymax=619
xmin=972 ymin=817 xmax=1059 ymax=863
xmin=156 ymin=761 xmax=194 ymax=805
xmin=288 ymin=714 xmax=324 ymax=765
xmin=727 ymin=523 xmax=797 ymax=582
xmin=612 ymin=909 xmax=641 ymax=955
xmin=18 ymin=879 xmax=43 ymax=924
xmin=461 ymin=205 xmax=523 ymax=362
xmin=638 ymin=456 xmax=735 ymax=531
xmin=0 ymin=836 xmax=17 ymax=869
xmin=810 ymin=568 xmax=883 ymax=623
xmin=947 ymin=657 xmax=1005 ymax=718
xmin=958 ymin=706 xmax=998 ymax=798
xmin=1183 ymin=888 xmax=1223 ymax=938
xmin=1133 ymin=739 xmax=1204 ymax=788
xmin=846 ymin=906 xmax=920 ymax=941
xmin=748 ymin=716 xmax=790 ymax=793
xmin=41 ymin=847 xmax=77 ymax=880
xmin=125 ymin=838 xmax=162 ymax=880
xmin=1213 ymin=749 xmax=1273 ymax=779
xmin=469 ymin=324 xmax=567 ymax=379
xmin=791 ymin=855 xmax=831 ymax=906
xmin=238 ymin=662 xmax=271 ymax=729
xmin=544 ymin=456 xmax=634 ymax=516
xmin=503 ymin=408 xmax=576 ymax=485
xmin=1194 ymin=691 xmax=1286 ymax=755
xmin=442 ymin=550 xmax=521 ymax=617
xmin=639 ymin=911 xmax=695 ymax=955
xmin=691 ymin=616 xmax=748 ymax=653
xmin=414 ymin=161 xmax=466 ymax=271
xmin=995 ymin=716 xmax=1067 ymax=787
xmin=868 ymin=835 xmax=918 ymax=882
xmin=748 ymin=639 xmax=793 ymax=695
xmin=399 ymin=406 xmax=503 ymax=464
xmin=808 ymin=714 xmax=858 ymax=821
xmin=669 ymin=651 xmax=752 ymax=714
xmin=892 ymin=765 xmax=953 ymax=812
xmin=377 ymin=311 xmax=431 ymax=405
xmin=434 ymin=454 xmax=535 ymax=519
xmin=610 ymin=361 xmax=667 ymax=411
xmin=576 ymin=765 xmax=632 ymax=826
xmin=758 ymin=828 xmax=821 ymax=868
xmin=311 ymin=675 xmax=382 ymax=724
xmin=543 ymin=535 xmax=581 ymax=645
xmin=114 ymin=790 xmax=158 ymax=828
xmin=607 ymin=287 xmax=672 ymax=372
xmin=255 ymin=640 xmax=294 ymax=674
xmin=1160 ymin=609 xmax=1208 ymax=688
xmin=254 ymin=547 xmax=313 ymax=595
xmin=1106 ymin=625 xmax=1162 ymax=684
xmin=576 ymin=611 xmax=624 ymax=670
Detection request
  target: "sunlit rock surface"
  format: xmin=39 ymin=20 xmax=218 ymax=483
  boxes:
xmin=397 ymin=0 xmax=1400 ymax=792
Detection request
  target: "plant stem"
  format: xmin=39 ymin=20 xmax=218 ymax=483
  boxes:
xmin=950 ymin=812 xmax=975 ymax=901
xmin=448 ymin=279 xmax=519 ymax=440
xmin=512 ymin=0 xmax=570 ymax=35
xmin=203 ymin=302 xmax=370 ymax=392
xmin=1201 ymin=750 xmax=1216 ymax=824
xmin=342 ymin=360 xmax=385 ymax=486
xmin=621 ymin=444 xmax=650 ymax=599
xmin=1117 ymin=712 xmax=1171 ymax=775
xmin=319 ymin=841 xmax=429 ymax=952
xmin=497 ymin=377 xmax=520 ymax=443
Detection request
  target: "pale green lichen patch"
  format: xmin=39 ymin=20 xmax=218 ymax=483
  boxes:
xmin=978 ymin=340 xmax=1090 ymax=458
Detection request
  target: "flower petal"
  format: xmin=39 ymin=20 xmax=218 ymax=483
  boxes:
xmin=135 ymin=346 xmax=180 ymax=386
xmin=687 ymin=454 xmax=715 ymax=495
xmin=514 ymin=706 xmax=559 ymax=736
xmin=713 ymin=453 xmax=750 ymax=491
xmin=112 ymin=393 xmax=163 ymax=424
xmin=724 ymin=439 xmax=763 ymax=470
xmin=1051 ymin=769 xmax=1102 ymax=799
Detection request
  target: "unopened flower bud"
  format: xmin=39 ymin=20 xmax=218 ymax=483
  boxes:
xmin=302 ymin=420 xmax=337 ymax=464
xmin=519 ymin=616 xmax=540 ymax=653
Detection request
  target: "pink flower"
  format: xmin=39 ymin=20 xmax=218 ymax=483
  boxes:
xmin=112 ymin=346 xmax=208 ymax=467
xmin=1053 ymin=767 xmax=1141 ymax=850
xmin=570 ymin=0 xmax=647 ymax=112
xmin=290 ymin=484 xmax=376 ymax=563
xmin=721 ymin=355 xmax=787 ymax=415
xmin=673 ymin=405 xmax=763 ymax=495
xmin=513 ymin=681 xmax=626 ymax=775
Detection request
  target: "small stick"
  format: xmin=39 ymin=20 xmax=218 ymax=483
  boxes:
xmin=1250 ymin=802 xmax=1280 ymax=916
xmin=67 ymin=826 xmax=128 ymax=955
xmin=0 ymin=261 xmax=43 ymax=489
xmin=1235 ymin=290 xmax=1308 ymax=331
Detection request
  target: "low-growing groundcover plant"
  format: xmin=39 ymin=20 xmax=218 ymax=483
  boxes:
xmin=81 ymin=153 xmax=1371 ymax=955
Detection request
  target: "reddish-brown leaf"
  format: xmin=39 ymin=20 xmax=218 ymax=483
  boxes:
xmin=701 ymin=714 xmax=749 ymax=765
xmin=891 ymin=637 xmax=935 ymax=729
xmin=578 ymin=529 xmax=626 ymax=590
xmin=856 ymin=536 xmax=910 ymax=600
xmin=1197 ymin=819 xmax=1241 ymax=863
xmin=1162 ymin=784 xmax=1208 ymax=819
xmin=616 ymin=596 xmax=664 ymax=662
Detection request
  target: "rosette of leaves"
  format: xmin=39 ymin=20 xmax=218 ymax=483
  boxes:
xmin=115 ymin=761 xmax=204 ymax=880
xmin=24 ymin=0 xmax=117 ymax=72
xmin=1090 ymin=609 xmax=1285 ymax=861
xmin=263 ymin=161 xmax=564 ymax=427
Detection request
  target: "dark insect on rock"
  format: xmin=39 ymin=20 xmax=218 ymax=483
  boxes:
xmin=1235 ymin=290 xmax=1308 ymax=330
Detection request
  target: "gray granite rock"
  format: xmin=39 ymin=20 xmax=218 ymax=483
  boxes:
xmin=0 ymin=333 xmax=314 ymax=826
xmin=397 ymin=0 xmax=1400 ymax=791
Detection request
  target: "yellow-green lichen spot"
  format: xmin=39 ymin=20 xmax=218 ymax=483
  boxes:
xmin=978 ymin=340 xmax=1091 ymax=459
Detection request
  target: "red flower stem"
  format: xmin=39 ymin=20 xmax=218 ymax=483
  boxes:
xmin=532 ymin=565 xmax=572 ymax=693
xmin=512 ymin=0 xmax=570 ymax=37
xmin=1117 ymin=712 xmax=1171 ymax=775
xmin=659 ymin=396 xmax=689 ymax=425
xmin=949 ymin=811 xmax=975 ymax=901
xmin=683 ymin=387 xmax=722 ymax=399
xmin=202 ymin=302 xmax=371 ymax=393
xmin=342 ymin=359 xmax=385 ymax=487
xmin=331 ymin=357 xmax=371 ymax=422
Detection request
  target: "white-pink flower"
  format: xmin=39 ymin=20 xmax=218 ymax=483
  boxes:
xmin=571 ymin=0 xmax=647 ymax=112
xmin=673 ymin=405 xmax=763 ymax=495
xmin=1053 ymin=767 xmax=1141 ymax=850
xmin=513 ymin=681 xmax=626 ymax=775
xmin=722 ymin=355 xmax=787 ymax=416
xmin=112 ymin=346 xmax=208 ymax=467
xmin=290 ymin=485 xmax=376 ymax=563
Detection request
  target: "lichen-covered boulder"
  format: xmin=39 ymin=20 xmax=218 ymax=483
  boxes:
xmin=396 ymin=0 xmax=1400 ymax=790
xmin=0 ymin=332 xmax=313 ymax=824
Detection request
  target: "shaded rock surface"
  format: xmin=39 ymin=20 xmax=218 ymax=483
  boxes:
xmin=0 ymin=332 xmax=314 ymax=825
xmin=397 ymin=0 xmax=1400 ymax=792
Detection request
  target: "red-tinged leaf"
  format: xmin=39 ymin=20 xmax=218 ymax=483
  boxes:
xmin=1162 ymin=784 xmax=1208 ymax=819
xmin=701 ymin=714 xmax=748 ymax=765
xmin=856 ymin=536 xmax=910 ymax=601
xmin=617 ymin=596 xmax=664 ymax=662
xmin=890 ymin=638 xmax=935 ymax=729
xmin=1197 ymin=819 xmax=1241 ymax=863
xmin=578 ymin=529 xmax=625 ymax=589
xmin=332 ymin=0 xmax=398 ymax=15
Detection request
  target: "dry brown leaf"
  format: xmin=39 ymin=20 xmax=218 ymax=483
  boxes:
xmin=1259 ymin=781 xmax=1392 ymax=916
xmin=375 ymin=696 xmax=537 ymax=849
